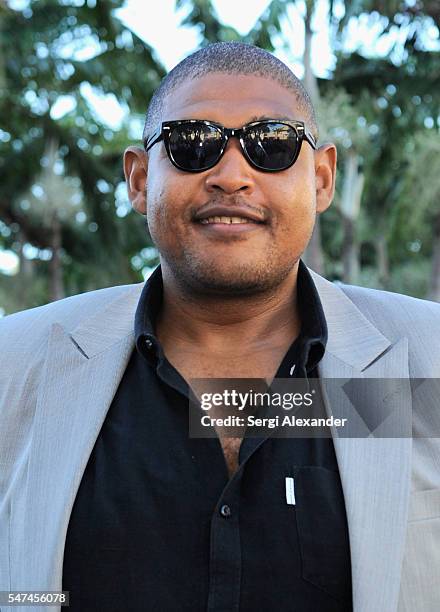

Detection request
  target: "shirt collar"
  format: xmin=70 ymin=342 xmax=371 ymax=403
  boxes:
xmin=134 ymin=260 xmax=327 ymax=372
xmin=294 ymin=259 xmax=328 ymax=374
xmin=134 ymin=264 xmax=164 ymax=364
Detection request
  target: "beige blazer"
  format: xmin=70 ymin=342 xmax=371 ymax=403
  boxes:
xmin=1 ymin=268 xmax=440 ymax=612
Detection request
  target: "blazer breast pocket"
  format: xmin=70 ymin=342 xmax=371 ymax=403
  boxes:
xmin=398 ymin=488 xmax=440 ymax=612
xmin=292 ymin=466 xmax=352 ymax=605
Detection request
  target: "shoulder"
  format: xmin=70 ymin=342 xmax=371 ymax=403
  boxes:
xmin=310 ymin=268 xmax=440 ymax=333
xmin=337 ymin=281 xmax=440 ymax=334
xmin=310 ymin=268 xmax=440 ymax=374
xmin=335 ymin=281 xmax=440 ymax=376
xmin=0 ymin=282 xmax=144 ymax=354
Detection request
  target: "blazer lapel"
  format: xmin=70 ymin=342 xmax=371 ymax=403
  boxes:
xmin=311 ymin=270 xmax=412 ymax=612
xmin=14 ymin=284 xmax=143 ymax=592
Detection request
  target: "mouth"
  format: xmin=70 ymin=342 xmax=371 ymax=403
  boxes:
xmin=192 ymin=205 xmax=267 ymax=235
xmin=198 ymin=215 xmax=262 ymax=225
xmin=193 ymin=215 xmax=265 ymax=236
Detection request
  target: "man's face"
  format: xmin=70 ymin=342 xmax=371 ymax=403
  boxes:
xmin=127 ymin=73 xmax=336 ymax=296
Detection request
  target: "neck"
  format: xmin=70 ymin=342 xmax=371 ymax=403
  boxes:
xmin=155 ymin=261 xmax=301 ymax=356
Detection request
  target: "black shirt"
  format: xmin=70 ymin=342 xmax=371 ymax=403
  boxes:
xmin=62 ymin=260 xmax=352 ymax=611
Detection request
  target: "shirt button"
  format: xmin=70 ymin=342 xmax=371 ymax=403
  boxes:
xmin=220 ymin=504 xmax=232 ymax=518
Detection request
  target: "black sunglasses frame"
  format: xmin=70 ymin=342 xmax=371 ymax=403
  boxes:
xmin=144 ymin=119 xmax=317 ymax=173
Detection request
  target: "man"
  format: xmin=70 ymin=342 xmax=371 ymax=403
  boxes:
xmin=1 ymin=42 xmax=439 ymax=612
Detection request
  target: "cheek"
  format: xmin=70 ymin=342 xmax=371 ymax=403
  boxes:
xmin=274 ymin=181 xmax=316 ymax=232
xmin=146 ymin=193 xmax=173 ymax=247
xmin=146 ymin=176 xmax=167 ymax=242
xmin=145 ymin=176 xmax=189 ymax=250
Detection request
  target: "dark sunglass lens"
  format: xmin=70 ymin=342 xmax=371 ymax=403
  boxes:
xmin=244 ymin=123 xmax=299 ymax=170
xmin=168 ymin=122 xmax=223 ymax=170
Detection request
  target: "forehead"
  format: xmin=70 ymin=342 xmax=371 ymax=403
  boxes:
xmin=162 ymin=73 xmax=305 ymax=126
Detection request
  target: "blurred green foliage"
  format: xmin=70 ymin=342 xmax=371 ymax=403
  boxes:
xmin=0 ymin=0 xmax=164 ymax=311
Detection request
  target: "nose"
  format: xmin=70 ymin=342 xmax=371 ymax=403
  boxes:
xmin=204 ymin=137 xmax=254 ymax=195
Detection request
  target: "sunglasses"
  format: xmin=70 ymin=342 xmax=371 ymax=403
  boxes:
xmin=144 ymin=119 xmax=317 ymax=173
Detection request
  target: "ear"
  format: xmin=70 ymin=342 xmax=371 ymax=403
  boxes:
xmin=314 ymin=143 xmax=337 ymax=214
xmin=123 ymin=146 xmax=148 ymax=215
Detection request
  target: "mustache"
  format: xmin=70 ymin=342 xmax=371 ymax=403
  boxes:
xmin=190 ymin=195 xmax=271 ymax=223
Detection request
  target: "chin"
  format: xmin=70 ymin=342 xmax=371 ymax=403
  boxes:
xmin=174 ymin=258 xmax=296 ymax=297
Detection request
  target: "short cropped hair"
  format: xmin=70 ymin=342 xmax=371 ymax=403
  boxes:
xmin=143 ymin=42 xmax=318 ymax=143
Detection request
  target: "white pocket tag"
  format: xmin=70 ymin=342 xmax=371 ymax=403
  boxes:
xmin=285 ymin=477 xmax=296 ymax=505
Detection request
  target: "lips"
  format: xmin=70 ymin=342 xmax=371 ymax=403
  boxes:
xmin=200 ymin=216 xmax=259 ymax=225
xmin=193 ymin=205 xmax=266 ymax=224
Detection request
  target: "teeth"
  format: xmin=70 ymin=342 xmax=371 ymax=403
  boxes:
xmin=200 ymin=216 xmax=256 ymax=224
